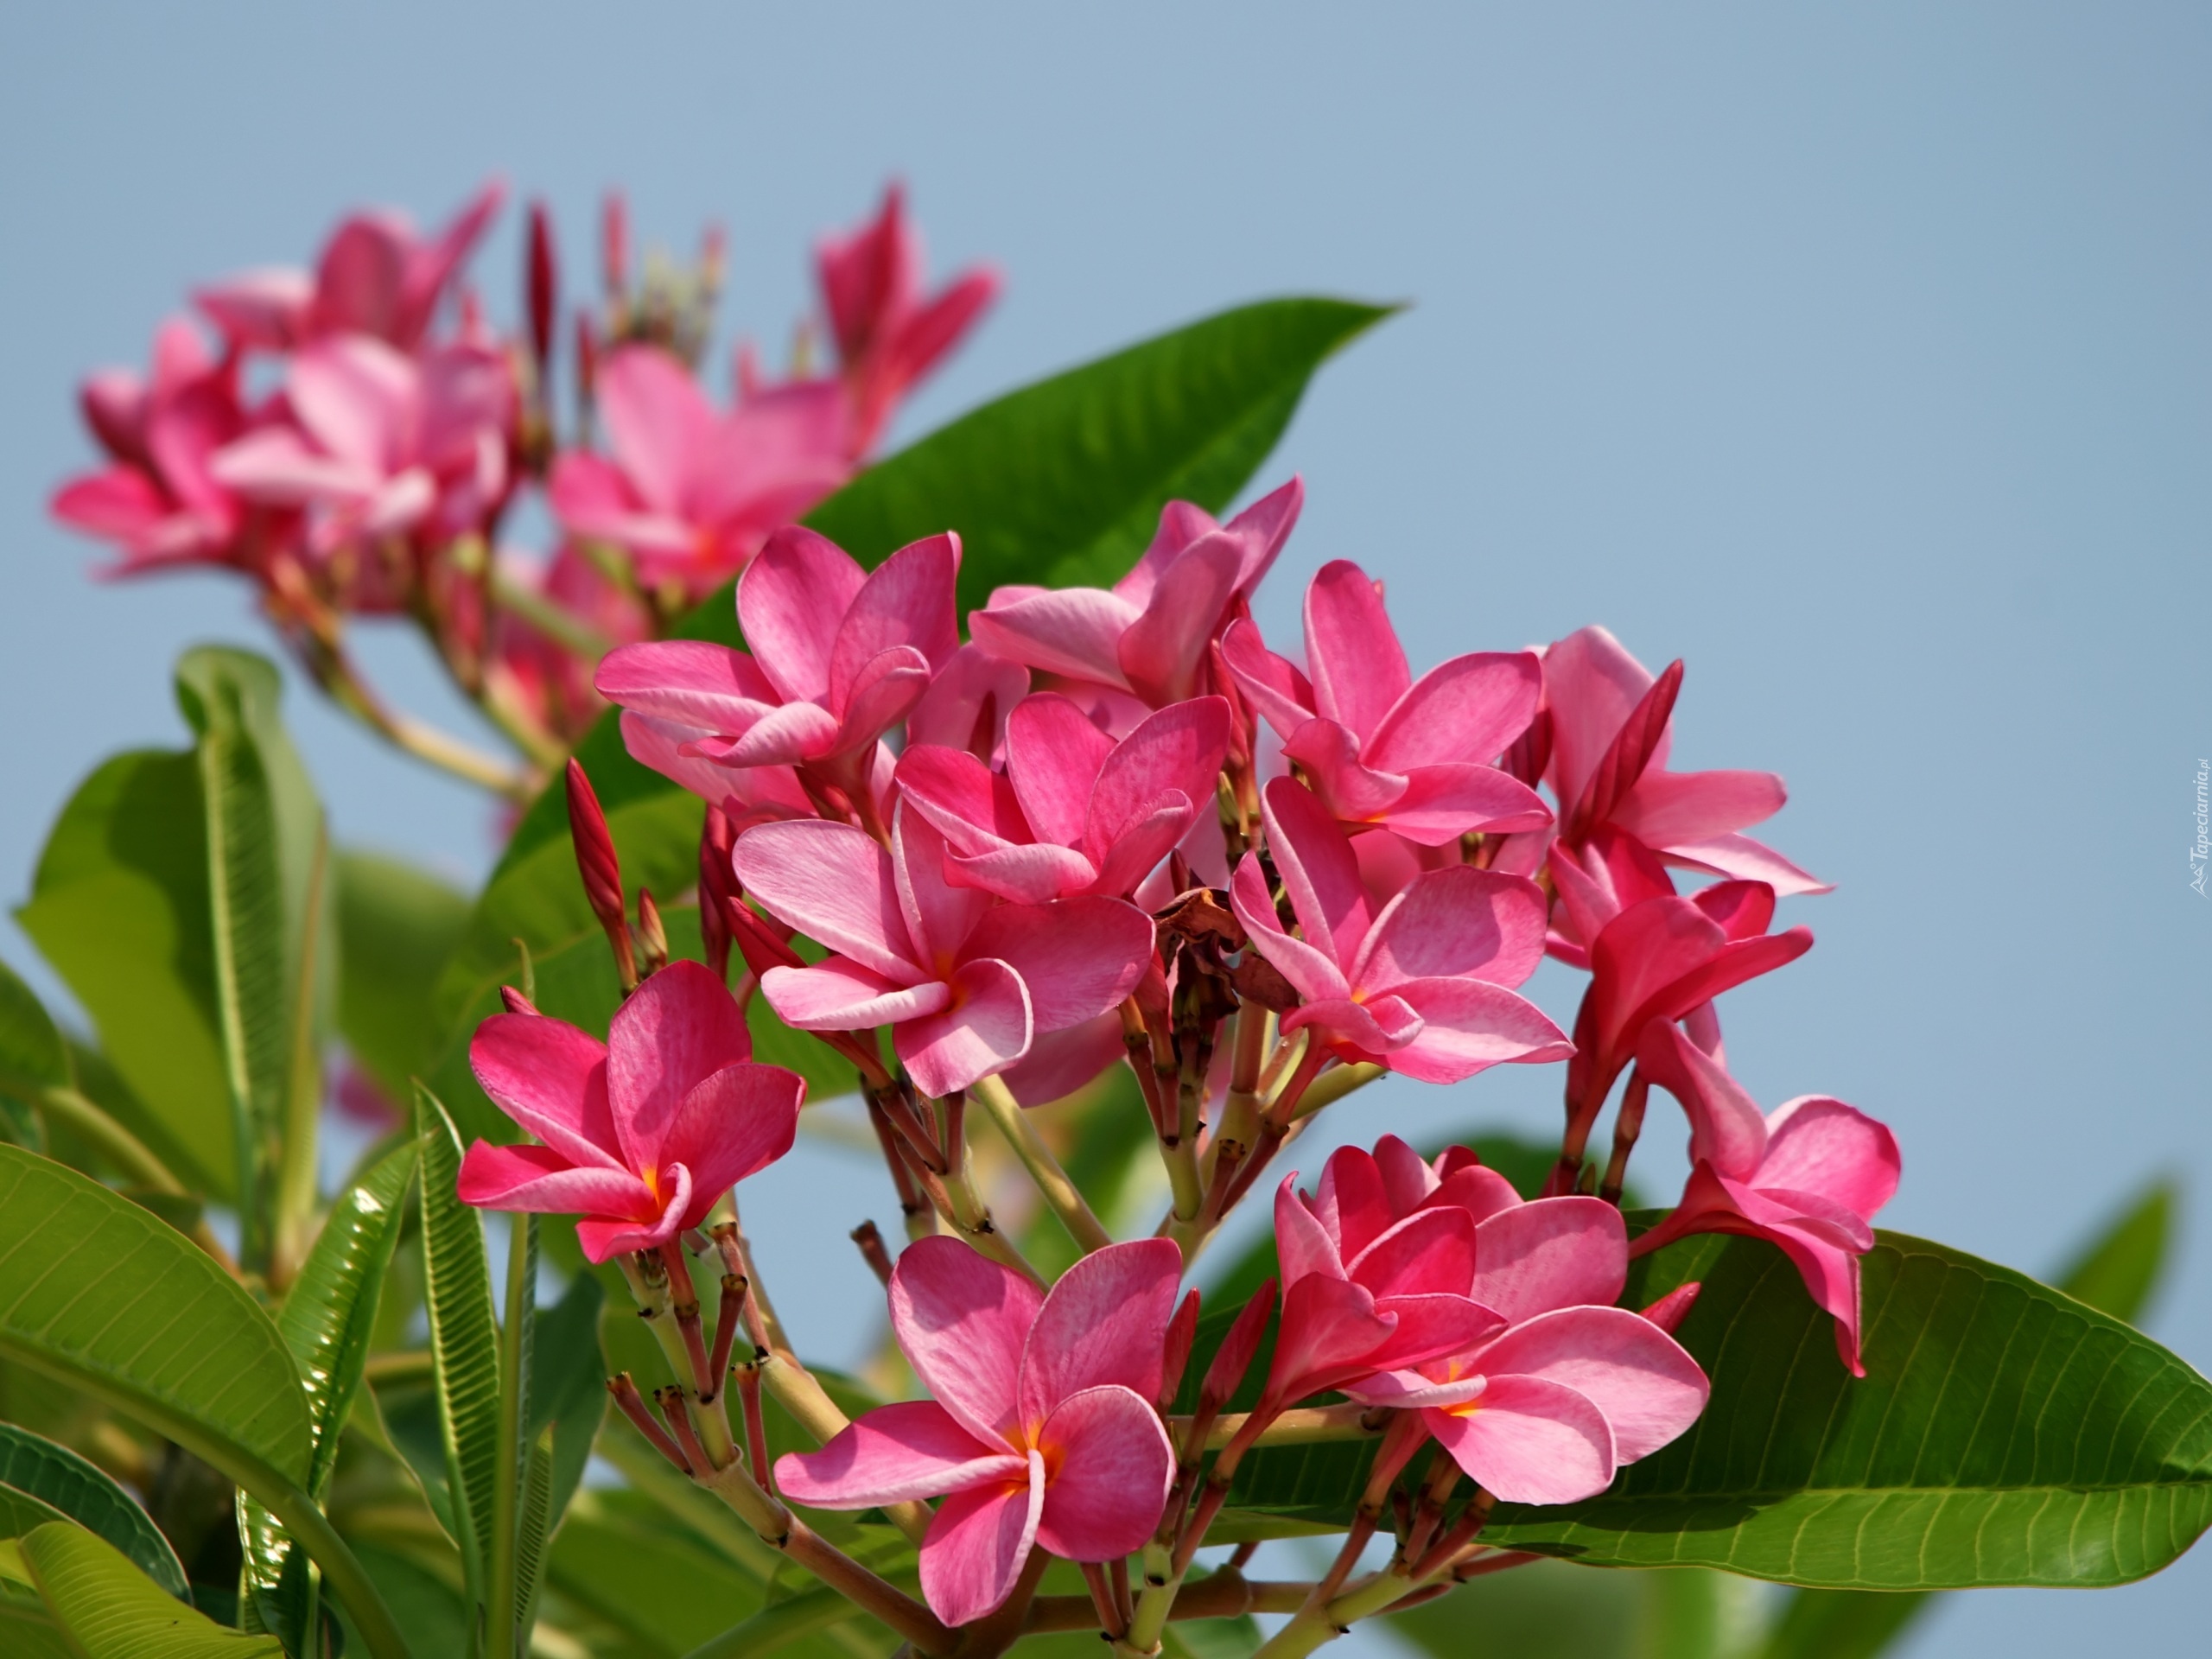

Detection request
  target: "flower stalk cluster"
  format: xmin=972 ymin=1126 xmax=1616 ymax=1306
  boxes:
xmin=448 ymin=474 xmax=1899 ymax=1654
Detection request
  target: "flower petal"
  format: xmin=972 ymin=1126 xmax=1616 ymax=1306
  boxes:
xmin=760 ymin=959 xmax=951 ymax=1030
xmin=594 ymin=639 xmax=779 ymax=733
xmin=1345 ymin=1206 xmax=1478 ymax=1301
xmin=455 ymin=1141 xmax=652 ymax=1220
xmin=775 ymin=1400 xmax=1022 ymax=1508
xmin=1382 ymin=979 xmax=1572 ymax=1084
xmin=1758 ymin=1097 xmax=1900 ymax=1221
xmin=1475 ymin=1306 xmax=1708 ymax=1462
xmin=1005 ymin=693 xmax=1115 ymax=849
xmin=1635 ymin=1021 xmax=1770 ymax=1180
xmin=896 ymin=957 xmax=1033 ymax=1098
xmin=604 ymin=961 xmax=753 ymax=1174
xmin=957 ymin=898 xmax=1154 ymax=1033
xmin=1084 ymin=697 xmax=1231 ymax=860
xmin=1017 ymin=1239 xmax=1183 ymax=1423
xmin=890 ymin=1236 xmax=1042 ymax=1446
xmin=1472 ymin=1198 xmax=1628 ymax=1325
xmin=1260 ymin=777 xmax=1372 ymax=970
xmin=657 ymin=1061 xmax=804 ymax=1228
xmin=1425 ymin=1374 xmax=1618 ymax=1505
xmin=969 ymin=588 xmax=1141 ymax=690
xmin=918 ymin=1462 xmax=1044 ymax=1629
xmin=1034 ymin=1385 xmax=1174 ymax=1562
xmin=1366 ymin=651 xmax=1541 ymax=773
xmin=1302 ymin=560 xmax=1410 ymax=740
xmin=1117 ymin=535 xmax=1243 ymax=705
xmin=1353 ymin=867 xmax=1550 ymax=996
xmin=734 ymin=819 xmax=920 ymax=982
xmin=468 ymin=1013 xmax=620 ymax=1170
xmin=738 ymin=525 xmax=868 ymax=703
xmin=828 ymin=532 xmax=961 ymax=709
xmin=892 ymin=804 xmax=993 ymax=967
xmin=1219 ymin=617 xmax=1315 ymax=739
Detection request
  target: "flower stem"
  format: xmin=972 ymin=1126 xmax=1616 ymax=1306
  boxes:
xmin=971 ymin=1075 xmax=1112 ymax=1255
xmin=308 ymin=635 xmax=534 ymax=800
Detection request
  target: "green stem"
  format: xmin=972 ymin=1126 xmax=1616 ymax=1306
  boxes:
xmin=971 ymin=1076 xmax=1112 ymax=1254
xmin=486 ymin=1212 xmax=535 ymax=1656
xmin=488 ymin=560 xmax=616 ymax=658
xmin=35 ymin=1087 xmax=188 ymax=1198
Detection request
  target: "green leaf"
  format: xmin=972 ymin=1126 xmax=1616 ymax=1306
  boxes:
xmin=412 ymin=1085 xmax=502 ymax=1605
xmin=0 ymin=1425 xmax=186 ymax=1599
xmin=1385 ymin=1558 xmax=1764 ymax=1659
xmin=512 ymin=1424 xmax=556 ymax=1638
xmin=525 ymin=1270 xmax=606 ymax=1548
xmin=0 ymin=1143 xmax=309 ymax=1486
xmin=242 ymin=1141 xmax=419 ymax=1649
xmin=424 ymin=298 xmax=1389 ymax=1142
xmin=335 ymin=852 xmax=468 ymax=1101
xmin=1754 ymin=1179 xmax=2186 ymax=1659
xmin=16 ymin=749 xmax=232 ymax=1197
xmin=0 ymin=957 xmax=70 ymax=1102
xmin=16 ymin=1522 xmax=283 ymax=1657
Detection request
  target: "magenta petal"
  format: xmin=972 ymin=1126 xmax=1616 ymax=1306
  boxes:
xmin=830 ymin=647 xmax=933 ymax=756
xmin=997 ymin=1014 xmax=1125 ymax=1106
xmin=1425 ymin=1374 xmax=1618 ymax=1505
xmin=734 ymin=820 xmax=919 ymax=982
xmin=760 ymin=959 xmax=950 ymax=1030
xmin=1345 ymin=1207 xmax=1478 ymax=1301
xmin=1006 ymin=693 xmax=1115 ymax=848
xmin=595 ymin=639 xmax=778 ymax=732
xmin=1084 ymin=697 xmax=1231 ymax=856
xmin=1085 ymin=793 xmax=1194 ymax=899
xmin=1261 ymin=777 xmax=1373 ymax=969
xmin=455 ymin=1141 xmax=652 ymax=1218
xmin=1267 ymin=1274 xmax=1396 ymax=1405
xmin=468 ymin=1013 xmax=620 ymax=1170
xmin=892 ymin=805 xmax=993 ymax=968
xmin=827 ymin=531 xmax=962 ymax=708
xmin=1662 ymin=832 xmax=1832 ymax=896
xmin=1302 ymin=560 xmax=1411 ymax=740
xmin=709 ymin=700 xmax=842 ymax=769
xmin=1382 ymin=979 xmax=1571 ymax=1084
xmin=918 ymin=1462 xmax=1044 ymax=1628
xmin=571 ymin=1166 xmax=691 ymax=1263
xmin=1475 ymin=1306 xmax=1708 ymax=1463
xmin=774 ymin=1400 xmax=1020 ymax=1508
xmin=891 ymin=1236 xmax=1041 ymax=1448
xmin=1636 ymin=1022 xmax=1770 ymax=1180
xmin=738 ymin=525 xmax=867 ymax=703
xmin=897 ymin=958 xmax=1033 ymax=1097
xmin=1218 ymin=618 xmax=1316 ymax=739
xmin=1377 ymin=766 xmax=1554 ymax=846
xmin=958 ymin=897 xmax=1154 ymax=1033
xmin=896 ymin=744 xmax=1029 ymax=855
xmin=1274 ymin=1177 xmax=1347 ymax=1287
xmin=1427 ymin=1163 xmax=1527 ymax=1227
xmin=657 ymin=1061 xmax=804 ymax=1227
xmin=1366 ymin=651 xmax=1541 ymax=773
xmin=907 ymin=643 xmax=1031 ymax=756
xmin=1472 ymin=1198 xmax=1629 ymax=1325
xmin=950 ymin=842 xmax=1099 ymax=905
xmin=969 ymin=588 xmax=1142 ymax=690
xmin=1618 ymin=767 xmax=1787 ymax=846
xmin=1033 ymin=1385 xmax=1174 ymax=1562
xmin=1117 ymin=535 xmax=1243 ymax=704
xmin=1365 ymin=1293 xmax=1508 ymax=1374
xmin=1354 ymin=867 xmax=1550 ymax=995
xmin=1016 ymin=1240 xmax=1183 ymax=1422
xmin=604 ymin=961 xmax=754 ymax=1173
xmin=1231 ymin=854 xmax=1351 ymax=1003
xmin=1757 ymin=1096 xmax=1900 ymax=1220
xmin=1312 ymin=1145 xmax=1395 ymax=1264
xmin=1541 ymin=626 xmax=1655 ymax=812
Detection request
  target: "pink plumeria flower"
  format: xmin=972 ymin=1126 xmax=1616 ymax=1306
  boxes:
xmin=895 ymin=693 xmax=1232 ymax=903
xmin=194 ymin=179 xmax=505 ymax=353
xmin=455 ymin=962 xmax=804 ymax=1262
xmin=549 ymin=344 xmax=851 ymax=596
xmin=1564 ymin=881 xmax=1812 ymax=1138
xmin=1630 ymin=1022 xmax=1900 ymax=1376
xmin=969 ymin=480 xmax=1303 ymax=714
xmin=777 ymin=1237 xmax=1177 ymax=1626
xmin=51 ymin=318 xmax=264 ymax=575
xmin=1543 ymin=626 xmax=1828 ymax=895
xmin=1305 ymin=1140 xmax=1709 ymax=1507
xmin=597 ymin=525 xmax=961 ymax=833
xmin=1230 ymin=779 xmax=1571 ymax=1084
xmin=817 ymin=183 xmax=1001 ymax=456
xmin=732 ymin=803 xmax=1154 ymax=1099
xmin=1222 ymin=560 xmax=1550 ymax=846
xmin=211 ymin=335 xmax=514 ymax=569
xmin=903 ymin=642 xmax=1032 ymax=763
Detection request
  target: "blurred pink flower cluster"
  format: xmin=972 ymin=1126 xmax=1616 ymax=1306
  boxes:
xmin=455 ymin=479 xmax=1899 ymax=1627
xmin=52 ymin=180 xmax=996 ymax=771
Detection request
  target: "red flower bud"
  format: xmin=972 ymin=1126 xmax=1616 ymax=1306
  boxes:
xmin=1157 ymin=1289 xmax=1202 ymax=1414
xmin=698 ymin=808 xmax=738 ymax=982
xmin=1639 ymin=1281 xmax=1701 ymax=1336
xmin=1564 ymin=659 xmax=1681 ymax=843
xmin=637 ymin=887 xmax=670 ymax=976
xmin=566 ymin=758 xmax=637 ymax=991
xmin=526 ymin=200 xmax=557 ymax=374
xmin=1201 ymin=1277 xmax=1276 ymax=1413
xmin=602 ymin=190 xmax=629 ymax=300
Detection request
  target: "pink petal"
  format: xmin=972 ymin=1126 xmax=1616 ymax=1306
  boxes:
xmin=1220 ymin=476 xmax=1305 ymax=591
xmin=311 ymin=216 xmax=408 ymax=342
xmin=1007 ymin=694 xmax=1115 ymax=848
xmin=1261 ymin=777 xmax=1372 ymax=970
xmin=907 ymin=643 xmax=1032 ymax=758
xmin=1218 ymin=618 xmax=1315 ymax=739
xmin=1471 ymin=1198 xmax=1628 ymax=1325
xmin=289 ymin=337 xmax=416 ymax=472
xmin=969 ymin=588 xmax=1141 ymax=690
xmin=738 ymin=525 xmax=868 ymax=703
xmin=895 ymin=745 xmax=1031 ymax=855
xmin=1230 ymin=854 xmax=1351 ymax=1004
xmin=1374 ymin=766 xmax=1553 ymax=846
xmin=1116 ymin=536 xmax=1244 ymax=704
xmin=1364 ymin=1293 xmax=1508 ymax=1375
xmin=51 ymin=467 xmax=168 ymax=542
xmin=1085 ymin=696 xmax=1230 ymax=860
xmin=1310 ymin=1145 xmax=1395 ymax=1264
xmin=1274 ymin=1175 xmax=1347 ymax=1287
xmin=1618 ymin=768 xmax=1787 ymax=847
xmin=760 ymin=959 xmax=951 ymax=1029
xmin=1757 ymin=1097 xmax=1900 ymax=1221
xmin=734 ymin=820 xmax=920 ymax=982
xmin=1761 ymin=1215 xmax=1871 ymax=1374
xmin=918 ymin=1464 xmax=1044 ymax=1628
xmin=617 ymin=711 xmax=809 ymax=821
xmin=1266 ymin=1274 xmax=1397 ymax=1406
xmin=1541 ymin=626 xmax=1656 ymax=815
xmin=1280 ymin=994 xmax=1424 ymax=1059
xmin=828 ymin=644 xmax=932 ymax=758
xmin=1475 ymin=1306 xmax=1708 ymax=1462
xmin=657 ymin=1061 xmax=804 ymax=1227
xmin=570 ymin=1164 xmax=691 ymax=1262
xmin=194 ymin=269 xmax=312 ymax=350
xmin=1282 ymin=719 xmax=1408 ymax=823
xmin=1301 ymin=560 xmax=1411 ymax=739
xmin=890 ymin=1236 xmax=1042 ymax=1445
xmin=1344 ymin=1207 xmax=1478 ymax=1301
xmin=594 ymin=640 xmax=779 ymax=733
xmin=1427 ymin=1163 xmax=1526 ymax=1227
xmin=1382 ymin=978 xmax=1572 ymax=1084
xmin=1366 ymin=652 xmax=1542 ymax=772
xmin=696 ymin=700 xmax=842 ymax=769
xmin=1017 ymin=1240 xmax=1183 ymax=1422
xmin=897 ymin=957 xmax=1033 ymax=1097
xmin=1373 ymin=1135 xmax=1441 ymax=1214
xmin=455 ymin=1141 xmax=653 ymax=1220
xmin=998 ymin=1014 xmax=1125 ymax=1106
xmin=468 ymin=1013 xmax=620 ymax=1171
xmin=1425 ymin=1374 xmax=1617 ymax=1505
xmin=1033 ymin=1385 xmax=1174 ymax=1561
xmin=604 ymin=961 xmax=754 ymax=1173
xmin=597 ymin=345 xmax=717 ymax=515
xmin=892 ymin=805 xmax=993 ymax=966
xmin=1635 ymin=1022 xmax=1770 ymax=1180
xmin=1662 ymin=832 xmax=1833 ymax=896
xmin=827 ymin=532 xmax=961 ymax=709
xmin=1353 ymin=868 xmax=1550 ymax=996
xmin=949 ymin=842 xmax=1100 ymax=905
xmin=775 ymin=1400 xmax=1021 ymax=1508
xmin=958 ymin=898 xmax=1154 ymax=1033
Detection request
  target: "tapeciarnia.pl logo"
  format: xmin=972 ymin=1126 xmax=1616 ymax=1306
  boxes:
xmin=2194 ymin=759 xmax=2209 ymax=898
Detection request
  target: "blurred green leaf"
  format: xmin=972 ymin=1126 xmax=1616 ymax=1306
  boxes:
xmin=15 ymin=1522 xmax=283 ymax=1657
xmin=426 ymin=298 xmax=1389 ymax=1143
xmin=525 ymin=1270 xmax=606 ymax=1549
xmin=413 ymin=1085 xmax=502 ymax=1605
xmin=335 ymin=851 xmax=468 ymax=1101
xmin=0 ymin=1424 xmax=186 ymax=1599
xmin=1386 ymin=1558 xmax=1764 ymax=1659
xmin=0 ymin=957 xmax=70 ymax=1102
xmin=1755 ymin=1178 xmax=2184 ymax=1658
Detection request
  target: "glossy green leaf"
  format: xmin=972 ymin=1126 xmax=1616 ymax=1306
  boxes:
xmin=242 ymin=1141 xmax=419 ymax=1649
xmin=0 ymin=1143 xmax=309 ymax=1485
xmin=412 ymin=1086 xmax=501 ymax=1602
xmin=336 ymin=852 xmax=468 ymax=1101
xmin=17 ymin=1522 xmax=284 ymax=1656
xmin=0 ymin=1425 xmax=186 ymax=1599
xmin=1755 ymin=1179 xmax=2184 ymax=1659
xmin=0 ymin=958 xmax=70 ymax=1102
xmin=1386 ymin=1558 xmax=1763 ymax=1659
xmin=424 ymin=298 xmax=1389 ymax=1144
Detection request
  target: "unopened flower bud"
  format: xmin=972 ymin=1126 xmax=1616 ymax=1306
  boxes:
xmin=602 ymin=190 xmax=629 ymax=300
xmin=1157 ymin=1289 xmax=1201 ymax=1413
xmin=728 ymin=893 xmax=803 ymax=979
xmin=698 ymin=808 xmax=738 ymax=982
xmin=1200 ymin=1277 xmax=1276 ymax=1413
xmin=638 ymin=887 xmax=670 ymax=976
xmin=499 ymin=985 xmax=540 ymax=1016
xmin=1639 ymin=1282 xmax=1701 ymax=1335
xmin=1564 ymin=659 xmax=1681 ymax=842
xmin=566 ymin=758 xmax=637 ymax=992
xmin=526 ymin=200 xmax=557 ymax=375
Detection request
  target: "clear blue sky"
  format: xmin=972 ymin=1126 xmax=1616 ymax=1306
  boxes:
xmin=3 ymin=5 xmax=2206 ymax=1651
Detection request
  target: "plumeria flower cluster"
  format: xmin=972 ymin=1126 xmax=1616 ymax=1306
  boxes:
xmin=452 ymin=483 xmax=1899 ymax=1655
xmin=52 ymin=181 xmax=996 ymax=797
